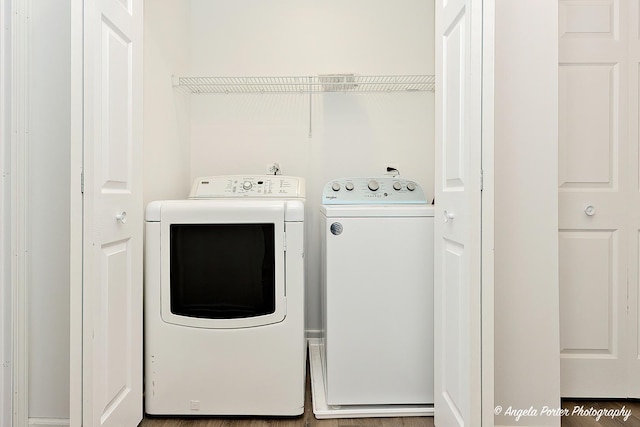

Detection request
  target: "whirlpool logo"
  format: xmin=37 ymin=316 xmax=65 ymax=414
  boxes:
xmin=330 ymin=223 xmax=343 ymax=235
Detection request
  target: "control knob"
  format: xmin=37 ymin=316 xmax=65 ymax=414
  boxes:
xmin=345 ymin=182 xmax=354 ymax=191
xmin=393 ymin=181 xmax=402 ymax=191
xmin=243 ymin=181 xmax=253 ymax=190
xmin=406 ymin=182 xmax=416 ymax=191
xmin=331 ymin=182 xmax=341 ymax=191
xmin=368 ymin=180 xmax=380 ymax=191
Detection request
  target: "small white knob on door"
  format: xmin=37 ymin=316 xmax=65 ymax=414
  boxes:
xmin=443 ymin=210 xmax=455 ymax=223
xmin=116 ymin=211 xmax=127 ymax=224
xmin=584 ymin=205 xmax=596 ymax=217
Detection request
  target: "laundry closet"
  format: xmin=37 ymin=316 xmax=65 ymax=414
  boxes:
xmin=7 ymin=1 xmax=571 ymax=426
xmin=143 ymin=0 xmax=436 ymax=336
xmin=18 ymin=0 xmax=439 ymax=423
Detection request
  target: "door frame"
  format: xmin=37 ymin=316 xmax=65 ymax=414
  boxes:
xmin=69 ymin=0 xmax=83 ymax=424
xmin=9 ymin=1 xmax=80 ymax=425
xmin=0 ymin=0 xmax=13 ymax=425
xmin=481 ymin=0 xmax=495 ymax=425
xmin=8 ymin=0 xmax=29 ymax=425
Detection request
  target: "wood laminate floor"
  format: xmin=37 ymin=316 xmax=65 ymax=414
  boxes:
xmin=139 ymin=367 xmax=640 ymax=427
xmin=142 ymin=398 xmax=640 ymax=426
xmin=561 ymin=400 xmax=640 ymax=426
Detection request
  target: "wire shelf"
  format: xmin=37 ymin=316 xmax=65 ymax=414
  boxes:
xmin=172 ymin=74 xmax=435 ymax=94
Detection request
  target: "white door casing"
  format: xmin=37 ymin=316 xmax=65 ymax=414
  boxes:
xmin=627 ymin=0 xmax=640 ymax=398
xmin=80 ymin=0 xmax=143 ymax=424
xmin=434 ymin=0 xmax=483 ymax=424
xmin=0 ymin=0 xmax=9 ymax=420
xmin=558 ymin=0 xmax=640 ymax=398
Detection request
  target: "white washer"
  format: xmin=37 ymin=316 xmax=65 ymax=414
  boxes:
xmin=145 ymin=175 xmax=306 ymax=416
xmin=320 ymin=177 xmax=434 ymax=407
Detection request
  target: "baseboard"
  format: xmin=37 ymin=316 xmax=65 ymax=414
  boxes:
xmin=28 ymin=418 xmax=70 ymax=427
xmin=495 ymin=425 xmax=557 ymax=427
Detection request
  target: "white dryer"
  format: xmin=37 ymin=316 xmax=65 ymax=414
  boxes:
xmin=320 ymin=177 xmax=434 ymax=407
xmin=144 ymin=175 xmax=305 ymax=416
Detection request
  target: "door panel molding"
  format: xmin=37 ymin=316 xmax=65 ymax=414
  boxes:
xmin=434 ymin=0 xmax=483 ymax=424
xmin=559 ymin=0 xmax=638 ymax=398
xmin=72 ymin=0 xmax=143 ymax=425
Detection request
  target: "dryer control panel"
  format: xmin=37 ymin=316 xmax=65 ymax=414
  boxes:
xmin=322 ymin=177 xmax=429 ymax=205
xmin=189 ymin=175 xmax=305 ymax=198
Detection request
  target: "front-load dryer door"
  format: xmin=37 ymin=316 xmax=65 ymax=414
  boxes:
xmin=159 ymin=200 xmax=287 ymax=329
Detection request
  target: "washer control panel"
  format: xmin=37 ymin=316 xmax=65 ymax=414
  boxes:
xmin=189 ymin=175 xmax=305 ymax=198
xmin=322 ymin=177 xmax=428 ymax=205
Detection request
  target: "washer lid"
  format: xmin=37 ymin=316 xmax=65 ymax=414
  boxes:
xmin=322 ymin=177 xmax=429 ymax=205
xmin=189 ymin=175 xmax=305 ymax=199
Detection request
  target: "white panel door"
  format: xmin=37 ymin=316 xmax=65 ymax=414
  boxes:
xmin=558 ymin=0 xmax=639 ymax=398
xmin=82 ymin=0 xmax=143 ymax=425
xmin=434 ymin=0 xmax=483 ymax=424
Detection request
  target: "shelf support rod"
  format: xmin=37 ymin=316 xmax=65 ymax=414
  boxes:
xmin=308 ymin=76 xmax=313 ymax=138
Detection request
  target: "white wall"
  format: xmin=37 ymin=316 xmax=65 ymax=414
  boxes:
xmin=188 ymin=0 xmax=434 ymax=77
xmin=494 ymin=1 xmax=561 ymax=425
xmin=143 ymin=0 xmax=192 ymax=206
xmin=26 ymin=0 xmax=70 ymax=420
xmin=143 ymin=0 xmax=436 ymax=333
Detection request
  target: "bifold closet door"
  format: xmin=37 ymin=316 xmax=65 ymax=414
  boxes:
xmin=73 ymin=0 xmax=144 ymax=425
xmin=558 ymin=0 xmax=640 ymax=398
xmin=434 ymin=0 xmax=484 ymax=424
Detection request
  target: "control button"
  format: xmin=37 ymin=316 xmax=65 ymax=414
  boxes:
xmin=406 ymin=182 xmax=416 ymax=191
xmin=345 ymin=182 xmax=354 ymax=191
xmin=243 ymin=181 xmax=253 ymax=190
xmin=331 ymin=182 xmax=341 ymax=192
xmin=368 ymin=180 xmax=380 ymax=191
xmin=393 ymin=181 xmax=402 ymax=191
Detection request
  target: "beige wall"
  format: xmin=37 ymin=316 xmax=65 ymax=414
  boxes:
xmin=494 ymin=0 xmax=561 ymax=425
xmin=27 ymin=0 xmax=71 ymax=420
xmin=143 ymin=0 xmax=193 ymax=206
